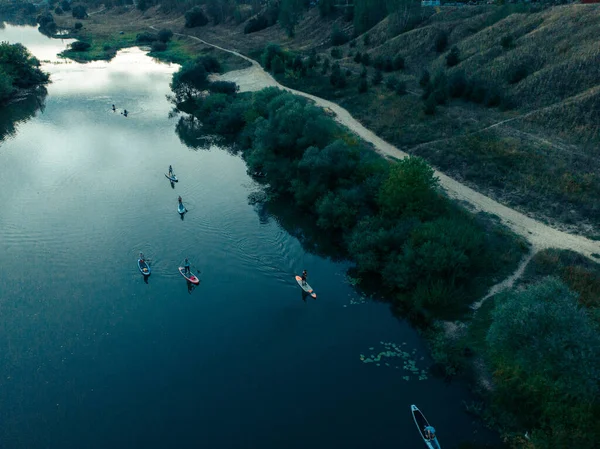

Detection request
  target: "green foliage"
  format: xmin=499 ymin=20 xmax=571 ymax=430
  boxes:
xmin=354 ymin=0 xmax=388 ymax=35
xmin=395 ymin=80 xmax=406 ymax=96
xmin=385 ymin=76 xmax=399 ymax=91
xmin=358 ymin=77 xmax=368 ymax=93
xmin=55 ymin=6 xmax=63 ymax=14
xmin=61 ymin=0 xmax=71 ymax=11
xmin=209 ymin=81 xmax=238 ymax=96
xmin=0 ymin=67 xmax=15 ymax=103
xmin=244 ymin=5 xmax=279 ymax=34
xmin=486 ymin=277 xmax=600 ymax=447
xmin=271 ymin=55 xmax=285 ymax=74
xmin=423 ymin=94 xmax=436 ymax=115
xmin=170 ymin=60 xmax=208 ymax=103
xmin=378 ymin=156 xmax=439 ymax=219
xmin=360 ymin=66 xmax=367 ymax=79
xmin=318 ymin=0 xmax=336 ymax=17
xmin=419 ymin=69 xmax=430 ymax=87
xmin=507 ymin=64 xmax=529 ymax=84
xmin=279 ymin=0 xmax=304 ymax=37
xmin=157 ymin=29 xmax=173 ymax=43
xmin=37 ymin=12 xmax=57 ymax=34
xmin=331 ymin=26 xmax=349 ymax=46
xmin=185 ymin=6 xmax=208 ymax=28
xmin=70 ymin=40 xmax=91 ymax=52
xmin=262 ymin=44 xmax=283 ymax=71
xmin=74 ymin=22 xmax=83 ymax=30
xmin=446 ymin=46 xmax=460 ymax=67
xmin=361 ymin=53 xmax=371 ymax=66
xmin=171 ymin=86 xmax=526 ymax=319
xmin=72 ymin=4 xmax=87 ymax=19
xmin=372 ymin=69 xmax=383 ymax=85
xmin=330 ymin=63 xmax=347 ymax=88
xmin=330 ymin=47 xmax=342 ymax=59
xmin=151 ymin=41 xmax=167 ymax=52
xmin=500 ymin=35 xmax=514 ymax=50
xmin=353 ymin=52 xmax=362 ymax=64
xmin=392 ymin=55 xmax=404 ymax=71
xmin=321 ymin=57 xmax=330 ymax=75
xmin=435 ymin=29 xmax=448 ymax=53
xmin=0 ymin=42 xmax=49 ymax=91
xmin=135 ymin=32 xmax=157 ymax=44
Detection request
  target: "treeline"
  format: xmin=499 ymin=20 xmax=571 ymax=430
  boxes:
xmin=169 ymin=61 xmax=524 ymax=317
xmin=0 ymin=42 xmax=50 ymax=103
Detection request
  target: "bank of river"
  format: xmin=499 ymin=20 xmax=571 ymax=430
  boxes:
xmin=0 ymin=24 xmax=499 ymax=449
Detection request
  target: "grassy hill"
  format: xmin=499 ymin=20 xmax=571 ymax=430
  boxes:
xmin=170 ymin=3 xmax=599 ymax=237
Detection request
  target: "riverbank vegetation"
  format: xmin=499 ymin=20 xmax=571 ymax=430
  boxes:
xmin=427 ymin=249 xmax=600 ymax=448
xmin=160 ymin=2 xmax=600 ymax=236
xmin=0 ymin=42 xmax=49 ymax=103
xmin=169 ymin=61 xmax=526 ymax=321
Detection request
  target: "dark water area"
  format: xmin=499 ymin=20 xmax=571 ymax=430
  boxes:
xmin=0 ymin=24 xmax=500 ymax=449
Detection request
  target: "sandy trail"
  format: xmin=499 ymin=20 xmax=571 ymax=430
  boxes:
xmin=168 ymin=31 xmax=600 ymax=265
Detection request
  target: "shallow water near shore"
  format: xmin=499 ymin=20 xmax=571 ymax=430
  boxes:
xmin=0 ymin=24 xmax=500 ymax=449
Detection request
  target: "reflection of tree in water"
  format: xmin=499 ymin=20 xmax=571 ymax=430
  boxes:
xmin=175 ymin=114 xmax=236 ymax=153
xmin=251 ymin=197 xmax=348 ymax=263
xmin=0 ymin=87 xmax=47 ymax=144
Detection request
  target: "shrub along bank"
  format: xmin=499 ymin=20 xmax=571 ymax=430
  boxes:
xmin=0 ymin=41 xmax=49 ymax=103
xmin=169 ymin=60 xmax=526 ymax=319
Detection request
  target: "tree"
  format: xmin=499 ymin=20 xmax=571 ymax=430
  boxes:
xmin=70 ymin=41 xmax=91 ymax=51
xmin=170 ymin=61 xmax=208 ymax=103
xmin=358 ymin=78 xmax=368 ymax=93
xmin=435 ymin=30 xmax=448 ymax=53
xmin=74 ymin=22 xmax=83 ymax=30
xmin=61 ymin=0 xmax=71 ymax=11
xmin=72 ymin=5 xmax=87 ymax=19
xmin=353 ymin=52 xmax=362 ymax=64
xmin=419 ymin=69 xmax=430 ymax=87
xmin=331 ymin=26 xmax=349 ymax=46
xmin=279 ymin=0 xmax=303 ymax=37
xmin=55 ymin=7 xmax=63 ymax=14
xmin=185 ymin=6 xmax=208 ymax=28
xmin=378 ymin=156 xmax=439 ymax=219
xmin=354 ymin=0 xmax=388 ymax=35
xmin=318 ymin=0 xmax=336 ymax=17
xmin=360 ymin=66 xmax=367 ymax=79
xmin=151 ymin=41 xmax=167 ymax=52
xmin=157 ymin=29 xmax=173 ymax=43
xmin=361 ymin=53 xmax=370 ymax=66
xmin=395 ymin=81 xmax=407 ymax=95
xmin=392 ymin=55 xmax=404 ymax=71
xmin=372 ymin=69 xmax=383 ymax=85
xmin=446 ymin=46 xmax=460 ymax=67
xmin=271 ymin=55 xmax=285 ymax=74
xmin=486 ymin=277 xmax=600 ymax=447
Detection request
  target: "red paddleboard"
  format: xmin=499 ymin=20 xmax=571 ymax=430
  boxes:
xmin=295 ymin=275 xmax=316 ymax=299
xmin=179 ymin=267 xmax=200 ymax=284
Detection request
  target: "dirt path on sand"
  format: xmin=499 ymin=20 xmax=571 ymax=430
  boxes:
xmin=164 ymin=29 xmax=600 ymax=266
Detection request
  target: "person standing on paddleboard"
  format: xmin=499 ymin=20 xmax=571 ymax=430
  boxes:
xmin=301 ymin=270 xmax=308 ymax=286
xmin=184 ymin=258 xmax=191 ymax=275
xmin=169 ymin=165 xmax=173 ymax=176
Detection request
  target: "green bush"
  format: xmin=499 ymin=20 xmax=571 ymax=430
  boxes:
xmin=358 ymin=77 xmax=368 ymax=93
xmin=392 ymin=55 xmax=404 ymax=71
xmin=372 ymin=69 xmax=383 ymax=85
xmin=331 ymin=27 xmax=349 ymax=46
xmin=419 ymin=70 xmax=430 ymax=87
xmin=151 ymin=41 xmax=167 ymax=52
xmin=395 ymin=81 xmax=407 ymax=96
xmin=157 ymin=28 xmax=174 ymax=43
xmin=435 ymin=30 xmax=448 ymax=53
xmin=353 ymin=52 xmax=362 ymax=63
xmin=74 ymin=22 xmax=83 ymax=30
xmin=185 ymin=6 xmax=208 ymax=28
xmin=446 ymin=46 xmax=460 ymax=67
xmin=330 ymin=47 xmax=342 ymax=59
xmin=61 ymin=0 xmax=71 ymax=11
xmin=69 ymin=41 xmax=91 ymax=52
xmin=385 ymin=76 xmax=399 ymax=91
xmin=72 ymin=4 xmax=87 ymax=19
xmin=361 ymin=53 xmax=370 ymax=66
xmin=500 ymin=35 xmax=514 ymax=49
xmin=486 ymin=277 xmax=600 ymax=447
xmin=136 ymin=32 xmax=157 ymax=44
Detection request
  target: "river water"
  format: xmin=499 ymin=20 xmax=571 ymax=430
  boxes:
xmin=0 ymin=24 xmax=499 ymax=449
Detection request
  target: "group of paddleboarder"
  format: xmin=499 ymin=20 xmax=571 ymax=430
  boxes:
xmin=136 ymin=164 xmax=198 ymax=285
xmin=112 ymin=104 xmax=128 ymax=117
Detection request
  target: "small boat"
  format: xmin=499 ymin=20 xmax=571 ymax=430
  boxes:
xmin=138 ymin=258 xmax=151 ymax=276
xmin=178 ymin=266 xmax=200 ymax=284
xmin=295 ymin=275 xmax=316 ymax=299
xmin=178 ymin=202 xmax=186 ymax=214
xmin=165 ymin=173 xmax=178 ymax=182
xmin=411 ymin=405 xmax=441 ymax=449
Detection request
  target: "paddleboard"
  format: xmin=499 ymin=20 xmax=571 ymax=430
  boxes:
xmin=165 ymin=173 xmax=178 ymax=182
xmin=178 ymin=202 xmax=186 ymax=214
xmin=295 ymin=275 xmax=316 ymax=299
xmin=178 ymin=267 xmax=200 ymax=284
xmin=138 ymin=259 xmax=151 ymax=276
xmin=411 ymin=405 xmax=441 ymax=449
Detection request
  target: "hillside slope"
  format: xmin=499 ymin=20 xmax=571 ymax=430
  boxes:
xmin=171 ymin=4 xmax=600 ymax=237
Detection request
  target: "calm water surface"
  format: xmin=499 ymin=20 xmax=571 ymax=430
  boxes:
xmin=0 ymin=24 xmax=498 ymax=449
